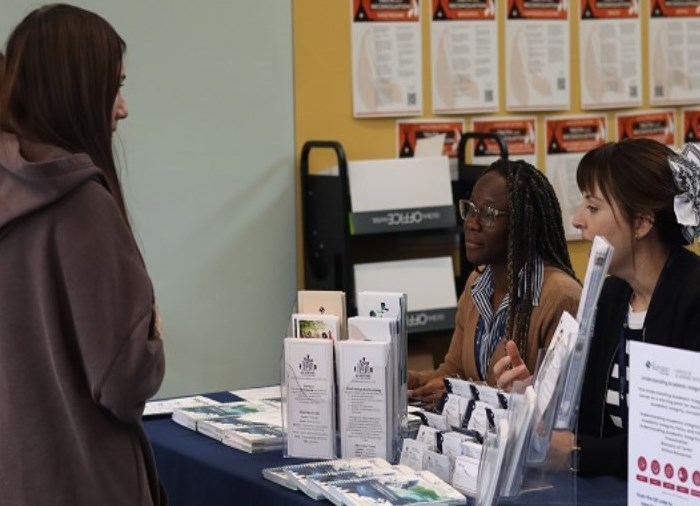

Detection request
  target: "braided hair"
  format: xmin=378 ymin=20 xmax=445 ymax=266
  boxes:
xmin=482 ymin=159 xmax=577 ymax=353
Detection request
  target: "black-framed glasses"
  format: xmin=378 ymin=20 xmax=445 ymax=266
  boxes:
xmin=458 ymin=199 xmax=509 ymax=227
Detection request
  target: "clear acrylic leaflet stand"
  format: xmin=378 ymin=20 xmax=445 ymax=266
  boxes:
xmin=497 ymin=387 xmax=577 ymax=506
xmin=281 ymin=299 xmax=338 ymax=460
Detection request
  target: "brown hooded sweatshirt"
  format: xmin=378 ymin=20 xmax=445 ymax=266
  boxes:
xmin=0 ymin=132 xmax=166 ymax=506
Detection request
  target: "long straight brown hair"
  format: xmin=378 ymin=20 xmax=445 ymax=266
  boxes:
xmin=0 ymin=4 xmax=129 ymax=223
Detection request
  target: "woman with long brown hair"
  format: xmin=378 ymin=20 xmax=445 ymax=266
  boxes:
xmin=496 ymin=138 xmax=700 ymax=478
xmin=0 ymin=5 xmax=165 ymax=505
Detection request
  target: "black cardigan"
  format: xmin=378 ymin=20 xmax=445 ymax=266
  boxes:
xmin=577 ymin=247 xmax=700 ymax=478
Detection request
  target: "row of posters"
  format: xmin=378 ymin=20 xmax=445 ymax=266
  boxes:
xmin=350 ymin=0 xmax=700 ymax=117
xmin=396 ymin=108 xmax=700 ymax=239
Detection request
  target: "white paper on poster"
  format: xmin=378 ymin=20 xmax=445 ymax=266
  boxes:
xmin=284 ymin=338 xmax=335 ymax=459
xmin=579 ymin=14 xmax=641 ymax=109
xmin=628 ymin=342 xmax=700 ymax=505
xmin=351 ymin=1 xmax=422 ymax=117
xmin=348 ymin=156 xmax=453 ymax=212
xmin=354 ymin=256 xmax=457 ymax=312
xmin=431 ymin=8 xmax=498 ymax=114
xmin=415 ymin=134 xmax=446 ymax=157
xmin=546 ymin=153 xmax=584 ymax=240
xmin=505 ymin=18 xmax=570 ymax=111
xmin=649 ymin=7 xmax=700 ymax=106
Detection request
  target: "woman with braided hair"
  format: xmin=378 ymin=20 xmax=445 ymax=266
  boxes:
xmin=408 ymin=159 xmax=581 ymax=405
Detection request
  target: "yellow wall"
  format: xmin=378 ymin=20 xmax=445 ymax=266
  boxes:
xmin=293 ymin=0 xmax=686 ymax=283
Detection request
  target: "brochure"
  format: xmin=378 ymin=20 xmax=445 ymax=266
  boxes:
xmin=283 ymin=337 xmax=336 ymax=459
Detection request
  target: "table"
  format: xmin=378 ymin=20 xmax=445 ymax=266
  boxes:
xmin=144 ymin=393 xmax=627 ymax=506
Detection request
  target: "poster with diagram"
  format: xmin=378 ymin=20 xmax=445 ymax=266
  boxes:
xmin=648 ymin=0 xmax=700 ymax=106
xmin=351 ymin=0 xmax=423 ymax=117
xmin=579 ymin=0 xmax=642 ymax=109
xmin=431 ymin=0 xmax=499 ymax=114
xmin=505 ymin=0 xmax=570 ymax=111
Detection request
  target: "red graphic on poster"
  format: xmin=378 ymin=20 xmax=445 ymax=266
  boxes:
xmin=683 ymin=108 xmax=700 ymax=144
xmin=354 ymin=0 xmax=420 ymax=22
xmin=650 ymin=0 xmax=699 ymax=17
xmin=546 ymin=116 xmax=607 ymax=154
xmin=693 ymin=470 xmax=700 ymax=486
xmin=473 ymin=118 xmax=536 ymax=156
xmin=397 ymin=120 xmax=464 ymax=158
xmin=581 ymin=0 xmax=638 ymax=19
xmin=433 ymin=0 xmax=496 ymax=20
xmin=508 ymin=0 xmax=568 ymax=19
xmin=651 ymin=460 xmax=660 ymax=475
xmin=617 ymin=110 xmax=675 ymax=145
xmin=678 ymin=467 xmax=688 ymax=483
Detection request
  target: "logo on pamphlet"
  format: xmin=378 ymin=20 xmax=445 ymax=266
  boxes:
xmin=354 ymin=357 xmax=374 ymax=379
xmin=645 ymin=360 xmax=670 ymax=377
xmin=299 ymin=354 xmax=317 ymax=376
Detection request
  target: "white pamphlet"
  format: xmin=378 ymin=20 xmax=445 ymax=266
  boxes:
xmin=283 ymin=337 xmax=335 ymax=459
xmin=399 ymin=438 xmax=427 ymax=471
xmin=336 ymin=339 xmax=391 ymax=460
xmin=423 ymin=450 xmax=452 ymax=484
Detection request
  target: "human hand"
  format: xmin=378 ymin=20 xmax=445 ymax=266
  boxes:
xmin=154 ymin=303 xmax=162 ymax=336
xmin=493 ymin=340 xmax=531 ymax=391
xmin=546 ymin=430 xmax=576 ymax=471
xmin=407 ymin=370 xmax=419 ymax=390
xmin=407 ymin=376 xmax=446 ymax=408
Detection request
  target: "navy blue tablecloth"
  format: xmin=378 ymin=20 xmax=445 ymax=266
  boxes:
xmin=144 ymin=392 xmax=627 ymax=506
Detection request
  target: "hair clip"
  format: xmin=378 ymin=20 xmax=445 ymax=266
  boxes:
xmin=669 ymin=143 xmax=700 ymax=242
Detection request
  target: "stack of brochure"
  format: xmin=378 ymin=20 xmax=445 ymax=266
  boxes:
xmin=283 ymin=336 xmax=336 ymax=459
xmin=329 ymin=469 xmax=466 ymax=506
xmin=262 ymin=458 xmax=466 ymax=505
xmin=143 ymin=395 xmax=219 ymax=418
xmin=172 ymin=402 xmax=264 ymax=431
xmin=221 ymin=423 xmax=284 ymax=453
xmin=171 ymin=399 xmax=284 ymax=454
xmin=355 ymin=290 xmax=408 ymax=463
xmin=339 ymin=312 xmax=401 ymax=460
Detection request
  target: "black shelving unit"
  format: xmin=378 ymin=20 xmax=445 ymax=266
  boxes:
xmin=300 ymin=133 xmax=508 ymax=334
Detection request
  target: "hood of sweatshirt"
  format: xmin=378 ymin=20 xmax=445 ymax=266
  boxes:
xmin=0 ymin=132 xmax=103 ymax=233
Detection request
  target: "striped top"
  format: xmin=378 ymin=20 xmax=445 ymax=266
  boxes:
xmin=605 ymin=307 xmax=646 ymax=429
xmin=471 ymin=259 xmax=544 ymax=380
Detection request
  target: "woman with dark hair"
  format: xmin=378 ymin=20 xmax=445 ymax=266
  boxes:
xmin=496 ymin=138 xmax=700 ymax=478
xmin=407 ymin=159 xmax=581 ymax=404
xmin=0 ymin=5 xmax=165 ymax=505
